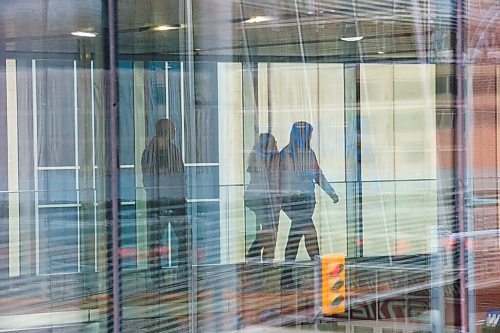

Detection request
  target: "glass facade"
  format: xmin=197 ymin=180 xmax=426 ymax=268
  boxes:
xmin=0 ymin=0 xmax=498 ymax=332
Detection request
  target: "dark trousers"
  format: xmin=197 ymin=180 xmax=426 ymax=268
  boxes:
xmin=281 ymin=194 xmax=319 ymax=288
xmin=146 ymin=197 xmax=188 ymax=286
xmin=246 ymin=198 xmax=280 ymax=262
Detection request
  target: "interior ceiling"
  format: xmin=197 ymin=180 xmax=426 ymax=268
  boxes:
xmin=0 ymin=0 xmax=462 ymax=60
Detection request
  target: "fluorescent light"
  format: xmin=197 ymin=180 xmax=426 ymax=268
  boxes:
xmin=377 ymin=51 xmax=385 ymax=54
xmin=71 ymin=31 xmax=97 ymax=38
xmin=340 ymin=36 xmax=363 ymax=42
xmin=244 ymin=16 xmax=275 ymax=24
xmin=152 ymin=24 xmax=181 ymax=31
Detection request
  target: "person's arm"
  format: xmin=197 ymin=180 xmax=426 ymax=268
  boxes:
xmin=141 ymin=143 xmax=154 ymax=189
xmin=313 ymin=153 xmax=339 ymax=203
xmin=177 ymin=147 xmax=187 ymax=199
xmin=279 ymin=149 xmax=291 ymax=197
xmin=246 ymin=152 xmax=257 ymax=173
xmin=272 ymin=155 xmax=282 ymax=202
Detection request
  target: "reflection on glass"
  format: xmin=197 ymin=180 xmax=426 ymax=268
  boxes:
xmin=141 ymin=119 xmax=188 ymax=286
xmin=0 ymin=0 xmax=497 ymax=331
xmin=244 ymin=133 xmax=280 ymax=262
xmin=280 ymin=121 xmax=339 ymax=289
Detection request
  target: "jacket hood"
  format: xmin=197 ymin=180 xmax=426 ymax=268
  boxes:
xmin=289 ymin=121 xmax=313 ymax=150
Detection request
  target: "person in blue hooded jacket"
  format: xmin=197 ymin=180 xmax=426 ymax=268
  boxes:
xmin=280 ymin=121 xmax=339 ymax=289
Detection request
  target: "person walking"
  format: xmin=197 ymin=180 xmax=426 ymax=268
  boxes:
xmin=141 ymin=119 xmax=188 ymax=287
xmin=279 ymin=121 xmax=339 ymax=289
xmin=244 ymin=133 xmax=281 ymax=262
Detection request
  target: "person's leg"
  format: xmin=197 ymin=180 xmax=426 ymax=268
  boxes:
xmin=303 ymin=221 xmax=320 ymax=260
xmin=261 ymin=199 xmax=280 ymax=262
xmin=147 ymin=204 xmax=163 ymax=287
xmin=260 ymin=229 xmax=274 ymax=262
xmin=170 ymin=201 xmax=189 ymax=280
xmin=171 ymin=221 xmax=187 ymax=277
xmin=246 ymin=199 xmax=270 ymax=261
xmin=247 ymin=211 xmax=264 ymax=261
xmin=296 ymin=196 xmax=318 ymax=260
xmin=247 ymin=238 xmax=261 ymax=260
xmin=281 ymin=194 xmax=317 ymax=290
xmin=281 ymin=219 xmax=302 ymax=289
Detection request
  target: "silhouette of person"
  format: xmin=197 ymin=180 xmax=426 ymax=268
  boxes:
xmin=141 ymin=119 xmax=188 ymax=285
xmin=244 ymin=133 xmax=281 ymax=262
xmin=279 ymin=121 xmax=339 ymax=289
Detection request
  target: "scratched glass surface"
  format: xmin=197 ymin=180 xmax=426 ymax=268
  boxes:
xmin=0 ymin=0 xmax=498 ymax=332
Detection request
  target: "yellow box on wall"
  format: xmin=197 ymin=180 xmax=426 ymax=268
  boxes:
xmin=321 ymin=253 xmax=346 ymax=315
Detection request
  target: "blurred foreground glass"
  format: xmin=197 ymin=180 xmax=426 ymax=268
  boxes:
xmin=0 ymin=0 xmax=498 ymax=332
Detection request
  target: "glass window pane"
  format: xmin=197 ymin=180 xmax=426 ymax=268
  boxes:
xmin=185 ymin=63 xmax=219 ymax=164
xmin=187 ymin=166 xmax=219 ymax=199
xmin=2 ymin=0 xmax=498 ymax=331
xmin=36 ymin=60 xmax=76 ymax=167
xmin=193 ymin=202 xmax=220 ymax=265
xmin=38 ymin=170 xmax=77 ymax=204
xmin=119 ymin=61 xmax=135 ymax=165
xmin=39 ymin=207 xmax=79 ymax=274
xmin=120 ymin=205 xmax=137 ymax=269
xmin=119 ymin=168 xmax=136 ymax=202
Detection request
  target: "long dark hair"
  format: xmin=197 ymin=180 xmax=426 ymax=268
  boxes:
xmin=248 ymin=133 xmax=279 ymax=172
xmin=253 ymin=133 xmax=278 ymax=160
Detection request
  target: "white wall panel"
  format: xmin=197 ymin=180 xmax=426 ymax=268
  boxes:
xmin=318 ymin=64 xmax=345 ymax=182
xmin=395 ymin=180 xmax=437 ymax=254
xmin=360 ymin=64 xmax=395 ymax=181
xmin=7 ymin=59 xmax=20 ymax=277
xmin=362 ymin=182 xmax=396 ymax=256
xmin=218 ymin=63 xmax=245 ymax=263
xmin=268 ymin=63 xmax=319 ymax=150
xmin=316 ymin=184 xmax=347 ymax=256
xmin=257 ymin=62 xmax=269 ymax=131
xmin=394 ymin=64 xmax=436 ymax=180
xmin=361 ymin=64 xmax=437 ymax=256
xmin=133 ymin=61 xmax=147 ymax=269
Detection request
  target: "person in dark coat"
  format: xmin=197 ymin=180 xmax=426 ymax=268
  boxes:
xmin=244 ymin=133 xmax=281 ymax=262
xmin=279 ymin=121 xmax=339 ymax=289
xmin=141 ymin=119 xmax=188 ymax=284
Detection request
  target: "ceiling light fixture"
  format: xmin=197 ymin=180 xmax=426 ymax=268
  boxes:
xmin=71 ymin=31 xmax=97 ymax=38
xmin=244 ymin=16 xmax=275 ymax=24
xmin=340 ymin=36 xmax=363 ymax=42
xmin=341 ymin=21 xmax=363 ymax=42
xmin=152 ymin=24 xmax=182 ymax=31
xmin=377 ymin=51 xmax=385 ymax=54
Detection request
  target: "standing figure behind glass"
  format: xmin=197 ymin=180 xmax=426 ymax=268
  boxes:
xmin=280 ymin=121 xmax=339 ymax=289
xmin=141 ymin=119 xmax=188 ymax=286
xmin=244 ymin=133 xmax=281 ymax=262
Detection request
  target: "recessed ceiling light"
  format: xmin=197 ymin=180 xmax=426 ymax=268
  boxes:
xmin=244 ymin=16 xmax=275 ymax=24
xmin=71 ymin=31 xmax=97 ymax=38
xmin=340 ymin=36 xmax=364 ymax=42
xmin=152 ymin=24 xmax=182 ymax=31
